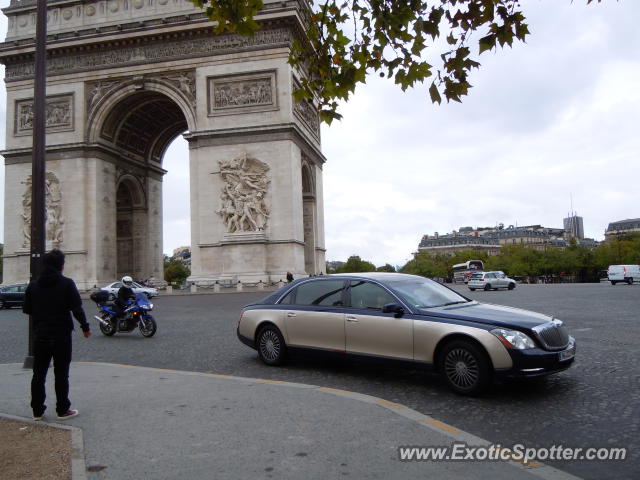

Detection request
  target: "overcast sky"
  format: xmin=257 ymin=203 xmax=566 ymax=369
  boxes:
xmin=2 ymin=1 xmax=639 ymax=268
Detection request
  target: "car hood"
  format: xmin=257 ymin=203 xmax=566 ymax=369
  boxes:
xmin=418 ymin=302 xmax=553 ymax=330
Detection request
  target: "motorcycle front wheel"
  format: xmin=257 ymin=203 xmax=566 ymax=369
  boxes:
xmin=139 ymin=315 xmax=157 ymax=338
xmin=99 ymin=316 xmax=116 ymax=336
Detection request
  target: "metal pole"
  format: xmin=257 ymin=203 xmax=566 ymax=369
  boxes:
xmin=23 ymin=0 xmax=48 ymax=369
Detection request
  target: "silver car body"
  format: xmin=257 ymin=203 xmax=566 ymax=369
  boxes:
xmin=101 ymin=281 xmax=159 ymax=298
xmin=468 ymin=271 xmax=516 ymax=291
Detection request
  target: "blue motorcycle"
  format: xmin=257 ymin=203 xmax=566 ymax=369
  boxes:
xmin=90 ymin=291 xmax=157 ymax=337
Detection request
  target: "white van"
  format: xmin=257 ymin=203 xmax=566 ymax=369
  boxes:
xmin=607 ymin=265 xmax=640 ymax=285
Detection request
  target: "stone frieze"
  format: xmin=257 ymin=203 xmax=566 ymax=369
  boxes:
xmin=5 ymin=28 xmax=292 ymax=81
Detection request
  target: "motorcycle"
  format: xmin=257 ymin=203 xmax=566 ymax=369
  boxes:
xmin=90 ymin=291 xmax=157 ymax=337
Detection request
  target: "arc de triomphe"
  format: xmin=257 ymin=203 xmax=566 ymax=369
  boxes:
xmin=1 ymin=0 xmax=326 ymax=289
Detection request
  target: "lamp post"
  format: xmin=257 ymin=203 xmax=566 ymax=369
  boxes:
xmin=23 ymin=0 xmax=48 ymax=369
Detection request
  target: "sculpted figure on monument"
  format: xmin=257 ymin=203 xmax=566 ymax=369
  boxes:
xmin=216 ymin=153 xmax=270 ymax=233
xmin=21 ymin=172 xmax=65 ymax=247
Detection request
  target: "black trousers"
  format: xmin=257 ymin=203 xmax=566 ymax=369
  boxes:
xmin=31 ymin=338 xmax=72 ymax=417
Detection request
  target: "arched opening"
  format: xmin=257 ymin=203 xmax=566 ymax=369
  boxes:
xmin=97 ymin=89 xmax=189 ymax=283
xmin=301 ymin=163 xmax=317 ymax=274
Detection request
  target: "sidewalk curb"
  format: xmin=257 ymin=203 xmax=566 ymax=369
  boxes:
xmin=0 ymin=412 xmax=87 ymax=480
xmin=79 ymin=362 xmax=582 ymax=480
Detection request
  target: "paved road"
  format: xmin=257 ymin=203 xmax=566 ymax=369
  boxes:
xmin=1 ymin=283 xmax=637 ymax=480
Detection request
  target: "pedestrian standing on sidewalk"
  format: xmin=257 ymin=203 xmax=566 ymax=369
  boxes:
xmin=23 ymin=249 xmax=92 ymax=421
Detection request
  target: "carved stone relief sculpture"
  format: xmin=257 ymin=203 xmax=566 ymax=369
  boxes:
xmin=208 ymin=71 xmax=277 ymax=116
xmin=87 ymin=80 xmax=121 ymax=112
xmin=21 ymin=172 xmax=65 ymax=247
xmin=216 ymin=153 xmax=270 ymax=233
xmin=15 ymin=95 xmax=74 ymax=135
xmin=161 ymin=71 xmax=196 ymax=109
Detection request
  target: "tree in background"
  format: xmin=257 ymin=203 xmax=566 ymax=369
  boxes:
xmin=164 ymin=258 xmax=191 ymax=286
xmin=376 ymin=263 xmax=396 ymax=272
xmin=333 ymin=255 xmax=376 ymax=273
xmin=187 ymin=0 xmax=599 ymax=122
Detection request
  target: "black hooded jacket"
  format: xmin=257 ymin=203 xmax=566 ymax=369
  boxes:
xmin=23 ymin=266 xmax=90 ymax=341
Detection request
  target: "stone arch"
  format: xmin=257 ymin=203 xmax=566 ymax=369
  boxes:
xmin=301 ymin=159 xmax=317 ymax=274
xmin=0 ymin=3 xmax=327 ymax=288
xmin=301 ymin=161 xmax=315 ymax=198
xmin=115 ymin=174 xmax=148 ymax=280
xmin=86 ymin=78 xmax=195 ymax=152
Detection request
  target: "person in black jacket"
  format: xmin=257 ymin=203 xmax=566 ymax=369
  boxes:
xmin=112 ymin=275 xmax=135 ymax=329
xmin=23 ymin=249 xmax=91 ymax=421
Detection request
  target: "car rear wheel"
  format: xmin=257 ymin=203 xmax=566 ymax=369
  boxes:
xmin=439 ymin=340 xmax=492 ymax=395
xmin=469 ymin=288 xmax=476 ymax=291
xmin=484 ymin=284 xmax=491 ymax=291
xmin=627 ymin=279 xmax=633 ymax=285
xmin=610 ymin=281 xmax=617 ymax=285
xmin=256 ymin=325 xmax=287 ymax=366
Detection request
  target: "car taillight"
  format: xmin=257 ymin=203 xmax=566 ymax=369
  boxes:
xmin=624 ymin=268 xmax=627 ymax=275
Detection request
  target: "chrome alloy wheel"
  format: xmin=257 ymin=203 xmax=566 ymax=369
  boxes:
xmin=259 ymin=329 xmax=281 ymax=362
xmin=444 ymin=348 xmax=480 ymax=390
xmin=256 ymin=326 xmax=287 ymax=366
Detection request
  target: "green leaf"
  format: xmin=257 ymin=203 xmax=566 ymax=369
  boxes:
xmin=429 ymin=82 xmax=442 ymax=104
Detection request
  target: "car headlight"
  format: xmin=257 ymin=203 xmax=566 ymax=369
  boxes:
xmin=490 ymin=328 xmax=536 ymax=349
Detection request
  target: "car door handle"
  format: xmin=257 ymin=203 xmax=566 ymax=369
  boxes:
xmin=287 ymin=312 xmax=296 ymax=317
xmin=346 ymin=316 xmax=359 ymax=322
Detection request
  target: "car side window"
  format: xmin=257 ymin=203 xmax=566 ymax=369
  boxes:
xmin=288 ymin=280 xmax=345 ymax=307
xmin=6 ymin=286 xmax=17 ymax=293
xmin=349 ymin=281 xmax=396 ymax=310
xmin=279 ymin=289 xmax=295 ymax=305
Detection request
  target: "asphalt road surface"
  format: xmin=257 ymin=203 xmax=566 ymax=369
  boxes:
xmin=1 ymin=282 xmax=638 ymax=480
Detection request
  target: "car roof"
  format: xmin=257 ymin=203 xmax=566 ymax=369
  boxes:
xmin=326 ymin=272 xmax=424 ymax=282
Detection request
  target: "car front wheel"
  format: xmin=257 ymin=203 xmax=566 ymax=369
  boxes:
xmin=439 ymin=340 xmax=492 ymax=395
xmin=256 ymin=325 xmax=287 ymax=366
xmin=508 ymin=283 xmax=515 ymax=290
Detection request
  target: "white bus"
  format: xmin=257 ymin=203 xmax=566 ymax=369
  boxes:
xmin=452 ymin=260 xmax=484 ymax=284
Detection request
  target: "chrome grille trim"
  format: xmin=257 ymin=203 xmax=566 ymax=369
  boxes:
xmin=533 ymin=320 xmax=570 ymax=351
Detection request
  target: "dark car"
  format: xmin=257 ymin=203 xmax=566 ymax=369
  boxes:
xmin=0 ymin=283 xmax=28 ymax=309
xmin=237 ymin=273 xmax=576 ymax=395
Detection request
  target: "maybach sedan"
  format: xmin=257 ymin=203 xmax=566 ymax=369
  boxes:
xmin=237 ymin=273 xmax=576 ymax=395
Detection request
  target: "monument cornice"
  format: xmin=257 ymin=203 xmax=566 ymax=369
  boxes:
xmin=1 ymin=142 xmax=168 ymax=178
xmin=185 ymin=123 xmax=326 ymax=167
xmin=0 ymin=20 xmax=298 ymax=82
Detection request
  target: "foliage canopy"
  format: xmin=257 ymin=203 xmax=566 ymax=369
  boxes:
xmin=191 ymin=1 xmax=600 ymax=123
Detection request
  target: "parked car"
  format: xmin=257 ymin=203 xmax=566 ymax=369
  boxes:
xmin=0 ymin=283 xmax=28 ymax=309
xmin=607 ymin=265 xmax=639 ymax=285
xmin=237 ymin=273 xmax=576 ymax=395
xmin=468 ymin=271 xmax=517 ymax=291
xmin=100 ymin=281 xmax=159 ymax=299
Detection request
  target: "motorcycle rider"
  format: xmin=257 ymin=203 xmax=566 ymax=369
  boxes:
xmin=113 ymin=276 xmax=136 ymax=330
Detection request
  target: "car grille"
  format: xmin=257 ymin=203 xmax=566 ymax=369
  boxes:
xmin=534 ymin=322 xmax=570 ymax=351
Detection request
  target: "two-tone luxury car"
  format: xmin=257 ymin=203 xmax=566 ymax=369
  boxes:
xmin=237 ymin=273 xmax=576 ymax=395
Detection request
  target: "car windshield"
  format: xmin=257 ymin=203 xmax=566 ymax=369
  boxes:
xmin=385 ymin=277 xmax=470 ymax=309
xmin=470 ymin=273 xmax=483 ymax=279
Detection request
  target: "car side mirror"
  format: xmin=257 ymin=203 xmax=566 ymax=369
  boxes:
xmin=382 ymin=303 xmax=405 ymax=317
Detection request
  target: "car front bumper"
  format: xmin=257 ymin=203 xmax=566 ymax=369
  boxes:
xmin=495 ymin=338 xmax=576 ymax=379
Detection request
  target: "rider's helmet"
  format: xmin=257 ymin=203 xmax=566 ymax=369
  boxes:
xmin=121 ymin=275 xmax=133 ymax=286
